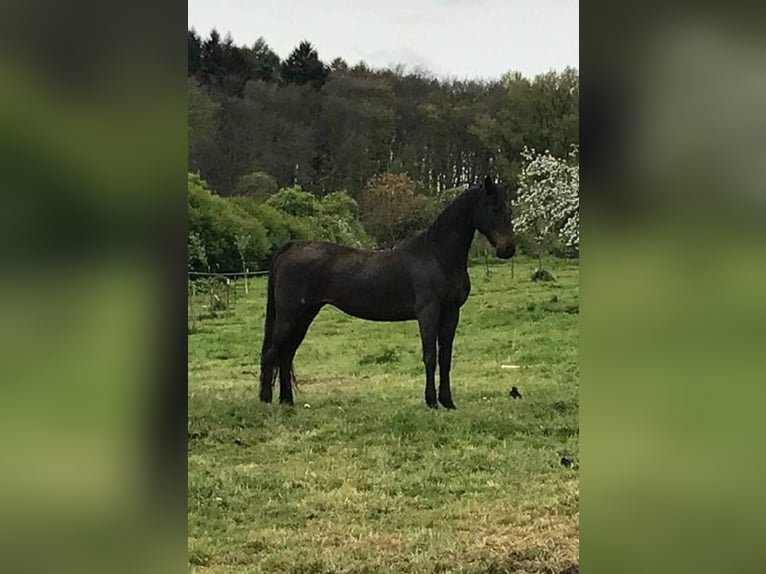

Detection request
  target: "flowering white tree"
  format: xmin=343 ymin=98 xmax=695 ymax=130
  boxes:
xmin=513 ymin=146 xmax=579 ymax=263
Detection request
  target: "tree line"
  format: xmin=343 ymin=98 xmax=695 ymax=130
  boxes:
xmin=188 ymin=29 xmax=578 ymax=198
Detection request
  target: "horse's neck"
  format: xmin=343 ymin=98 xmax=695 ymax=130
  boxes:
xmin=427 ymin=195 xmax=476 ymax=273
xmin=437 ymin=222 xmax=475 ymax=272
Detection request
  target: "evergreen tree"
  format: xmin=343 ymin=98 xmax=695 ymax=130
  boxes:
xmin=200 ymin=29 xmax=223 ymax=88
xmin=330 ymin=57 xmax=349 ymax=74
xmin=188 ymin=29 xmax=202 ymax=76
xmin=247 ymin=37 xmax=281 ymax=82
xmin=281 ymin=41 xmax=329 ymax=89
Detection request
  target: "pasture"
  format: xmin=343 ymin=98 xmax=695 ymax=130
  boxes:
xmin=188 ymin=257 xmax=579 ymax=573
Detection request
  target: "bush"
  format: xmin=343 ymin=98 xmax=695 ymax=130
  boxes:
xmin=188 ymin=173 xmax=270 ymax=271
xmin=265 ymin=187 xmax=372 ymax=248
xmin=531 ymin=268 xmax=556 ymax=282
xmin=231 ymin=196 xmax=292 ymax=248
xmin=318 ymin=192 xmax=373 ymax=248
xmin=265 ymin=186 xmax=321 ymax=217
xmin=189 ymin=175 xmax=373 ymax=271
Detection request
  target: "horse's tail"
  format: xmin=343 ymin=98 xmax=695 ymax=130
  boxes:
xmin=259 ymin=242 xmax=293 ymax=402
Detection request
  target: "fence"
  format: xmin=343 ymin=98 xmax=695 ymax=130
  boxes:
xmin=187 ymin=255 xmax=515 ymax=331
xmin=188 ymin=269 xmax=269 ymax=332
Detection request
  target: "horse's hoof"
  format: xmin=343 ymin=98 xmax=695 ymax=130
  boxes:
xmin=439 ymin=398 xmax=456 ymax=409
xmin=426 ymin=400 xmax=439 ymax=409
xmin=279 ymin=398 xmax=294 ymax=406
xmin=259 ymin=393 xmax=272 ymax=404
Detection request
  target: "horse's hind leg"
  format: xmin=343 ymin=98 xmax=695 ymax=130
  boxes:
xmin=278 ymin=306 xmax=321 ymax=405
xmin=259 ymin=345 xmax=278 ymax=403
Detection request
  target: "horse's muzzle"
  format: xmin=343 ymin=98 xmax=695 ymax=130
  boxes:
xmin=495 ymin=243 xmax=516 ymax=259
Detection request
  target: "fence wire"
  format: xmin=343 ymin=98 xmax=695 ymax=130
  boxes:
xmin=187 ymin=270 xmax=268 ymax=332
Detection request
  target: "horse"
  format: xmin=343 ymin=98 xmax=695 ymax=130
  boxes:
xmin=259 ymin=176 xmax=515 ymax=409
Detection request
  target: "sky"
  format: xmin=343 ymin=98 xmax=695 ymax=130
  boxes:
xmin=188 ymin=0 xmax=579 ymax=80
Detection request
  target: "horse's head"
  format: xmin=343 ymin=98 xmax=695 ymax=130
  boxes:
xmin=474 ymin=176 xmax=515 ymax=259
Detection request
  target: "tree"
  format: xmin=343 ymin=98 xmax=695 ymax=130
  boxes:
xmin=188 ymin=78 xmax=220 ymax=173
xmin=197 ymin=29 xmax=254 ymax=96
xmin=218 ymin=33 xmax=253 ymax=97
xmin=232 ymin=171 xmax=278 ymax=201
xmin=528 ymin=68 xmax=579 ymax=159
xmin=351 ymin=61 xmax=370 ymax=76
xmin=188 ymin=29 xmax=202 ymax=76
xmin=359 ymin=173 xmax=436 ymax=248
xmin=512 ymin=146 xmax=579 ymax=264
xmin=330 ymin=57 xmax=349 ymax=74
xmin=246 ymin=37 xmax=281 ymax=82
xmin=313 ymin=73 xmax=396 ymax=195
xmin=281 ymin=41 xmax=329 ymax=89
xmin=200 ymin=29 xmax=224 ymax=88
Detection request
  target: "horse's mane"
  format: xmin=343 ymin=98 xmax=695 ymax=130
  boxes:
xmin=425 ymin=186 xmax=480 ymax=244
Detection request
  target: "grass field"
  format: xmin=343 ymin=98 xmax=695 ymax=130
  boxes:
xmin=188 ymin=256 xmax=579 ymax=574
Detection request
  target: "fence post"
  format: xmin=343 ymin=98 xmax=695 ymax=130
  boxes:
xmin=189 ymin=279 xmax=196 ymax=332
xmin=244 ymin=267 xmax=249 ymax=295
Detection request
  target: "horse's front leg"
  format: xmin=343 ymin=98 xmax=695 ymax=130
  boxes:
xmin=417 ymin=303 xmax=440 ymax=408
xmin=438 ymin=306 xmax=460 ymax=409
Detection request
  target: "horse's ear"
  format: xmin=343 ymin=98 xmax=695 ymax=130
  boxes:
xmin=483 ymin=175 xmax=496 ymax=195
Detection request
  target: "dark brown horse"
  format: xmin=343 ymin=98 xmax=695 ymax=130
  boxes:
xmin=259 ymin=176 xmax=515 ymax=408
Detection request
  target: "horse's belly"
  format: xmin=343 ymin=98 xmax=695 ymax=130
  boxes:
xmin=325 ymin=280 xmax=415 ymax=322
xmin=331 ymin=301 xmax=415 ymax=322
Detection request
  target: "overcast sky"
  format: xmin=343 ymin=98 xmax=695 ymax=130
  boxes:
xmin=188 ymin=0 xmax=578 ymax=80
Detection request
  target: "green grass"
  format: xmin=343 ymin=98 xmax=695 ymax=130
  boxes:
xmin=188 ymin=257 xmax=579 ymax=573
